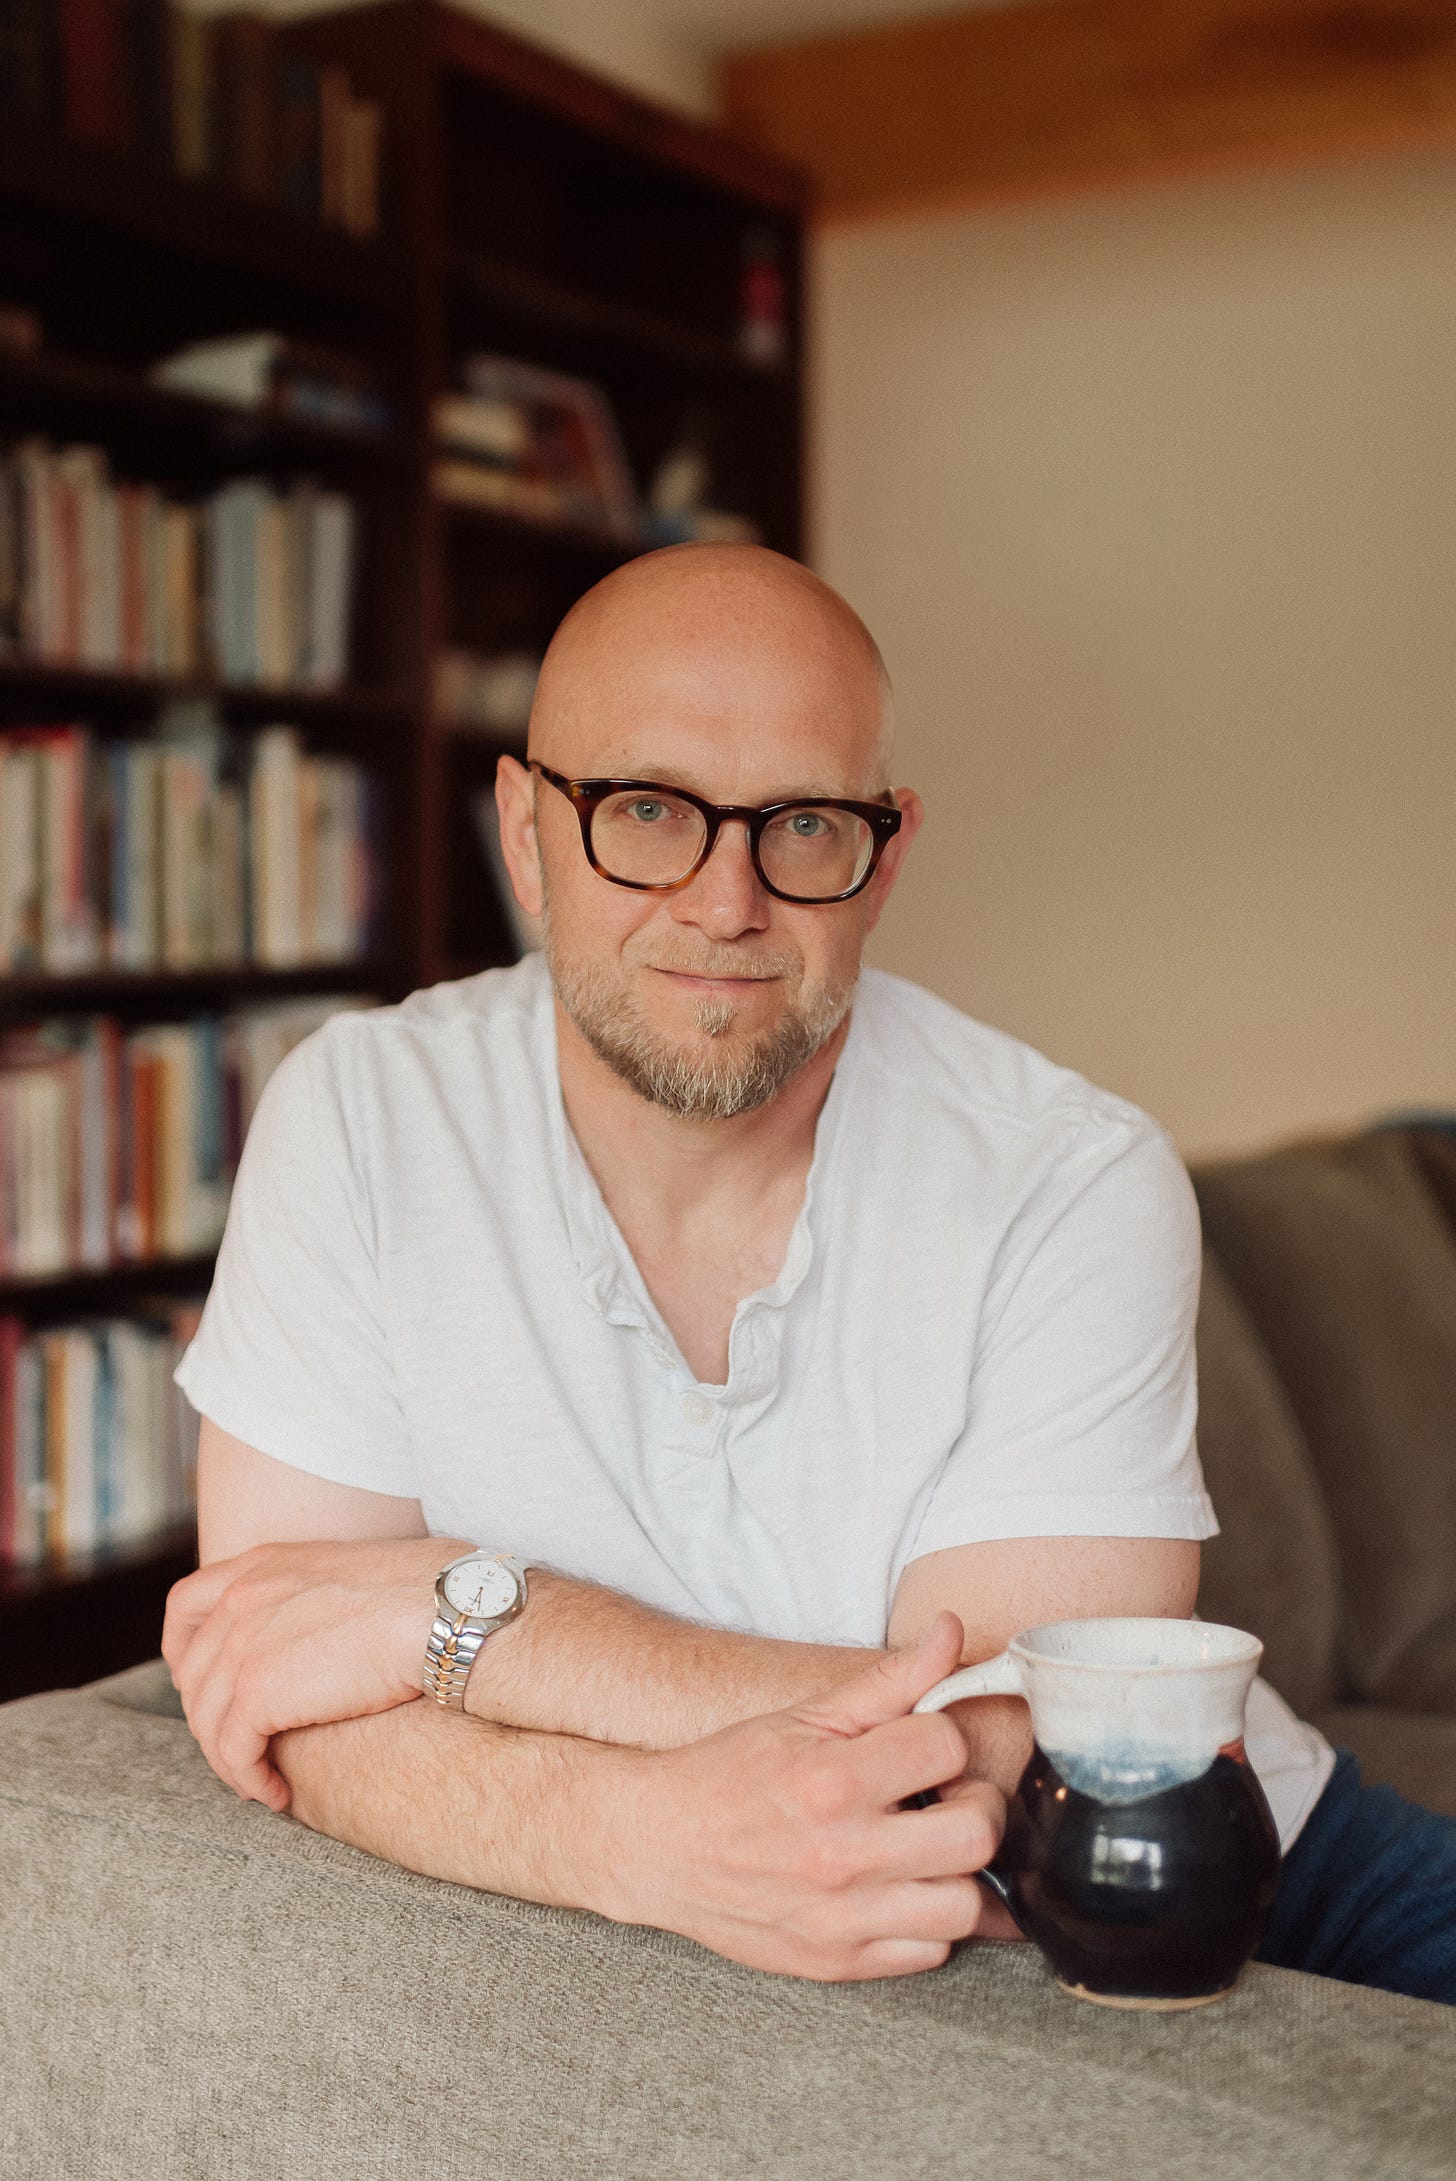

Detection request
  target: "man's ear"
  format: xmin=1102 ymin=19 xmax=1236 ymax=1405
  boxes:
xmin=861 ymin=786 xmax=924 ymax=936
xmin=495 ymin=754 xmax=545 ymax=920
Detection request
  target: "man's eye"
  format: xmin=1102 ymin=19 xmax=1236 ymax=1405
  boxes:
xmin=627 ymin=799 xmax=668 ymax=823
xmin=789 ymin=812 xmax=828 ymax=837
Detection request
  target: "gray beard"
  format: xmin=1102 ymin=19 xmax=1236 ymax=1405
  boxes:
xmin=541 ymin=911 xmax=854 ymax=1123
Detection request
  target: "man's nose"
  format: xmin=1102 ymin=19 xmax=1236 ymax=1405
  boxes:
xmin=672 ymin=818 xmax=770 ymax=937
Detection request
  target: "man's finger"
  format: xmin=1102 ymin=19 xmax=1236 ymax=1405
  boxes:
xmin=877 ymin=1784 xmax=1007 ymax=1881
xmin=216 ymin=1708 xmax=290 ymax=1810
xmin=858 ymin=1875 xmax=987 ymax=1947
xmin=834 ymin=1709 xmax=970 ymax=1810
xmin=162 ymin=1557 xmax=249 ymax=1670
xmin=797 ymin=1611 xmax=965 ymax=1739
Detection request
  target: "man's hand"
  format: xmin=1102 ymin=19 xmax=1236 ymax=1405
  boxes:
xmin=162 ymin=1536 xmax=469 ymax=1810
xmin=614 ymin=1610 xmax=1008 ymax=1981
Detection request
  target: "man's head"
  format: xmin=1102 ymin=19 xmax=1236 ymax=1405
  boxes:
xmin=495 ymin=543 xmax=922 ymax=1122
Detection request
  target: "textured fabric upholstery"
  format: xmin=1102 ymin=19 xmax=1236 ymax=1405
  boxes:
xmin=1194 ymin=1132 xmax=1456 ymax=1709
xmin=1193 ymin=1253 xmax=1342 ymax=1715
xmin=1310 ymin=1709 xmax=1456 ymax=1821
xmin=3 ymin=1669 xmax=1455 ymax=2181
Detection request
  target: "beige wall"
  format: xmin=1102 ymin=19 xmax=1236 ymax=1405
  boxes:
xmin=813 ymin=149 xmax=1456 ymax=1158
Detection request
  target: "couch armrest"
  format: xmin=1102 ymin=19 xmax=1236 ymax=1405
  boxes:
xmin=2 ymin=1670 xmax=1452 ymax=2181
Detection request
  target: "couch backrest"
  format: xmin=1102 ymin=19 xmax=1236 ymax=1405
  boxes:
xmin=1192 ymin=1127 xmax=1456 ymax=1715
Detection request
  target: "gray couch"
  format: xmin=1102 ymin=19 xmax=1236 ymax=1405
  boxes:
xmin=4 ymin=1124 xmax=1456 ymax=2178
xmin=1194 ymin=1124 xmax=1456 ymax=1813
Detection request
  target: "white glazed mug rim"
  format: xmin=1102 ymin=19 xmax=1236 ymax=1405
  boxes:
xmin=1007 ymin=1616 xmax=1262 ymax=1676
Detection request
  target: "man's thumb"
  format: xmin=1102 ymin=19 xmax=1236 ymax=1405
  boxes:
xmin=800 ymin=1611 xmax=966 ymax=1737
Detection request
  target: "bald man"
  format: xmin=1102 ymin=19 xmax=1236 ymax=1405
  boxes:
xmin=163 ymin=545 xmax=1451 ymax=2002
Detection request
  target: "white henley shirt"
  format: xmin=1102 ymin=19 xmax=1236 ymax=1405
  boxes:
xmin=175 ymin=952 xmax=1333 ymax=1848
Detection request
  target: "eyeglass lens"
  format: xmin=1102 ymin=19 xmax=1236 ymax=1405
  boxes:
xmin=590 ymin=789 xmax=875 ymax=900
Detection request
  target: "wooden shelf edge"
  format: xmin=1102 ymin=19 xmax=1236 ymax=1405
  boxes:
xmin=0 ymin=348 xmax=411 ymax=469
xmin=434 ymin=491 xmax=644 ymax=564
xmin=0 ymin=1521 xmax=196 ymax=1607
xmin=450 ymin=247 xmax=794 ymax=383
xmin=0 ymin=658 xmax=414 ymax=725
xmin=0 ymin=961 xmax=388 ymax=1013
xmin=0 ymin=1254 xmax=216 ymax=1312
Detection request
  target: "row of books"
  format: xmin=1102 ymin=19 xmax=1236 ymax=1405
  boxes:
xmin=0 ymin=717 xmax=376 ymax=976
xmin=0 ymin=441 xmax=358 ymax=690
xmin=433 ymin=360 xmax=761 ymax=548
xmin=0 ymin=996 xmax=368 ymax=1283
xmin=150 ymin=330 xmax=394 ymax=438
xmin=0 ymin=3 xmax=384 ymax=239
xmin=0 ymin=1300 xmax=201 ymax=1564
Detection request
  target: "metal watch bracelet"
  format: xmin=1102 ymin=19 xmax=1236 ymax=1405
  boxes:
xmin=422 ymin=1616 xmax=488 ymax=1711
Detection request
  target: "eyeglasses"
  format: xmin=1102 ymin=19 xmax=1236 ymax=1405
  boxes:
xmin=529 ymin=762 xmax=902 ymax=905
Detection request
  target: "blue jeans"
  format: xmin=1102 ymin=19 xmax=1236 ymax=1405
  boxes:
xmin=1257 ymin=1751 xmax=1456 ymax=2004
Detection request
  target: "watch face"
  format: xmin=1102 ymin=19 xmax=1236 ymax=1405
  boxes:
xmin=443 ymin=1556 xmax=519 ymax=1621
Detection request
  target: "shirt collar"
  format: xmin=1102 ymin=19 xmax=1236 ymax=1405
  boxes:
xmin=533 ymin=959 xmax=861 ymax=1382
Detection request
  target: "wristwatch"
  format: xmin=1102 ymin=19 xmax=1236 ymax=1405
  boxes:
xmin=422 ymin=1549 xmax=528 ymax=1712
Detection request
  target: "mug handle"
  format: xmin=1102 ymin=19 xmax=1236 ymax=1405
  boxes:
xmin=912 ymin=1648 xmax=1028 ymax=1926
xmin=911 ymin=1648 xmax=1025 ymax=1714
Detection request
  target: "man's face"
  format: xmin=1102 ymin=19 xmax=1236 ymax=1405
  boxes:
xmin=497 ymin=554 xmax=922 ymax=1121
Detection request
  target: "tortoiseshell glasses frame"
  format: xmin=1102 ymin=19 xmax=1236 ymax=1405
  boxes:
xmin=528 ymin=761 xmax=903 ymax=906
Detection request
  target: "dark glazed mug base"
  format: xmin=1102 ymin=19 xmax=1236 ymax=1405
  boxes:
xmin=1000 ymin=1744 xmax=1281 ymax=2007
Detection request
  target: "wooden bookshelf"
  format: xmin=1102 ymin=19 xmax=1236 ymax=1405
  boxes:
xmin=0 ymin=0 xmax=804 ymax=1705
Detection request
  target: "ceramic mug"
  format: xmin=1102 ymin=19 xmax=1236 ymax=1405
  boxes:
xmin=914 ymin=1618 xmax=1282 ymax=2010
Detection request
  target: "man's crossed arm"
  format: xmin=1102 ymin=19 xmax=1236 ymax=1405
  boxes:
xmin=163 ymin=1419 xmax=1198 ymax=1983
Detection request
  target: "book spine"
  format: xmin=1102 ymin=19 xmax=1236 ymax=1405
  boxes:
xmin=0 ymin=1313 xmax=21 ymax=1562
xmin=59 ymin=0 xmax=132 ymax=151
xmin=168 ymin=6 xmax=215 ymax=181
xmin=0 ymin=1 xmax=62 ymax=126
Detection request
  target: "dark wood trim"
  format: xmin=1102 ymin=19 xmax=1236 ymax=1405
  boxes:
xmin=0 ymin=1524 xmax=196 ymax=1703
xmin=0 ymin=1256 xmax=217 ymax=1313
xmin=449 ymin=248 xmax=795 ymax=383
xmin=722 ymin=0 xmax=1456 ymax=222
xmin=0 ymin=659 xmax=411 ymax=729
xmin=0 ymin=349 xmax=410 ymax=471
xmin=0 ymin=962 xmax=391 ymax=1018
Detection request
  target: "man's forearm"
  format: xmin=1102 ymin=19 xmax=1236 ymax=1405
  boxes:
xmin=469 ymin=1569 xmax=879 ymax=1748
xmin=274 ymin=1697 xmax=645 ymax=1913
xmin=272 ymin=1618 xmax=1013 ymax=1985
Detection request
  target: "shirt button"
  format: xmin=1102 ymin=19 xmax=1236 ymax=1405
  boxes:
xmin=681 ymin=1392 xmax=715 ymax=1427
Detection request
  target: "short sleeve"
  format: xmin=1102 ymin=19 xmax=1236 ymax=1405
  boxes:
xmin=173 ymin=1024 xmax=418 ymax=1499
xmin=908 ymin=1117 xmax=1216 ymax=1561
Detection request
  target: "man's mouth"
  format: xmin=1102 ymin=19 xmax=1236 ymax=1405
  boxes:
xmin=650 ymin=968 xmax=780 ymax=987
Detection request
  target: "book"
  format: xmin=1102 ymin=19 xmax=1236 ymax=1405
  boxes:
xmin=438 ymin=359 xmax=640 ymax=538
xmin=213 ymin=10 xmax=275 ymax=202
xmin=149 ymin=331 xmax=392 ymax=434
xmin=0 ymin=994 xmax=367 ymax=1291
xmin=248 ymin=725 xmax=302 ymax=966
xmin=168 ymin=4 xmax=217 ymax=180
xmin=275 ymin=53 xmax=321 ymax=217
xmin=0 ymin=1303 xmax=206 ymax=1564
xmin=0 ymin=0 xmax=61 ymax=126
xmin=0 ymin=736 xmax=43 ymax=969
xmin=59 ymin=0 xmax=132 ymax=151
xmin=127 ymin=0 xmax=172 ymax=164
